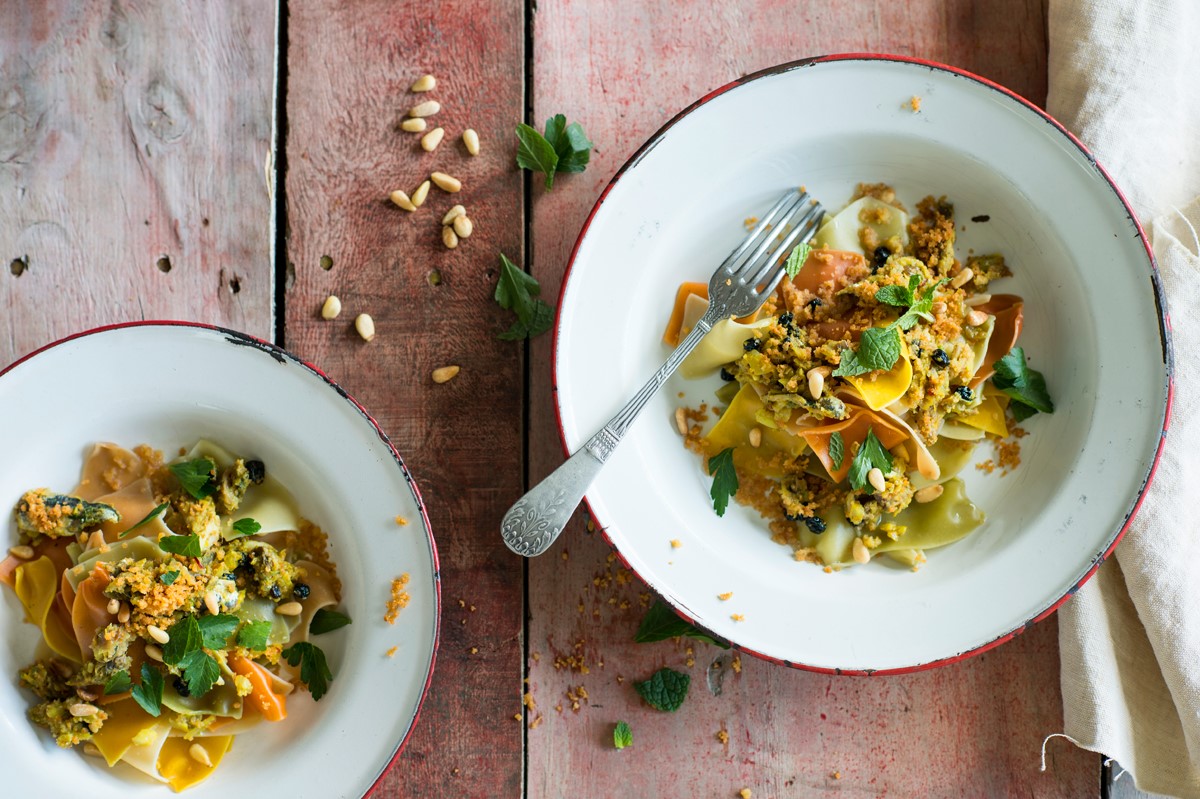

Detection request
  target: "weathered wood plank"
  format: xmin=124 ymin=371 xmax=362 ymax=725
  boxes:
xmin=527 ymin=1 xmax=1097 ymax=796
xmin=283 ymin=1 xmax=526 ymax=796
xmin=0 ymin=0 xmax=275 ymax=365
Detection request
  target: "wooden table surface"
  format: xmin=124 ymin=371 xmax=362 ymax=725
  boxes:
xmin=2 ymin=1 xmax=1143 ymax=796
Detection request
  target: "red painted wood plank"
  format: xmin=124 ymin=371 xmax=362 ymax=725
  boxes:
xmin=283 ymin=2 xmax=526 ymax=796
xmin=527 ymin=1 xmax=1097 ymax=796
xmin=0 ymin=0 xmax=275 ymax=365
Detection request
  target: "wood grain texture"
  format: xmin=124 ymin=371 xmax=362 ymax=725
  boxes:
xmin=526 ymin=1 xmax=1098 ymax=796
xmin=282 ymin=2 xmax=526 ymax=797
xmin=0 ymin=0 xmax=275 ymax=366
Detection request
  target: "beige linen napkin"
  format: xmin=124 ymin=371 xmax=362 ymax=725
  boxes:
xmin=1047 ymin=1 xmax=1200 ymax=795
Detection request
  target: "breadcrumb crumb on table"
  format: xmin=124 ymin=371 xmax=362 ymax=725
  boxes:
xmin=717 ymin=729 xmax=730 ymax=744
xmin=739 ymin=789 xmax=753 ymax=799
xmin=384 ymin=574 xmax=411 ymax=624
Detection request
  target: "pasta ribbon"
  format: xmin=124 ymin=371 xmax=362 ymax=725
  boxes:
xmin=968 ymin=294 xmax=1024 ymax=388
xmin=13 ymin=556 xmax=81 ymax=662
xmin=843 ymin=340 xmax=914 ymax=410
xmin=798 ymin=409 xmax=908 ymax=484
xmin=704 ymin=385 xmax=809 ymax=477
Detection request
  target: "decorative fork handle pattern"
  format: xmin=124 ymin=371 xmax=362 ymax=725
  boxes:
xmin=501 ymin=304 xmax=725 ymax=557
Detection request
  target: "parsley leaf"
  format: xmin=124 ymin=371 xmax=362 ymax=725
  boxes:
xmin=230 ymin=518 xmax=261 ymax=538
xmin=163 ymin=616 xmax=203 ymax=666
xmin=829 ymin=431 xmax=845 ymax=470
xmin=991 ymin=347 xmax=1054 ymax=419
xmin=847 ymin=428 xmax=895 ymax=490
xmin=282 ymin=642 xmax=334 ymax=701
xmin=613 ymin=720 xmax=633 ymax=750
xmin=515 ymin=123 xmax=560 ymax=189
xmin=158 ymin=534 xmax=202 ymax=558
xmin=120 ymin=502 xmax=168 ymax=538
xmin=237 ymin=620 xmax=274 ymax=650
xmin=634 ymin=599 xmax=730 ymax=649
xmin=833 ymin=326 xmax=903 ymax=377
xmin=309 ymin=608 xmax=353 ymax=635
xmin=160 ymin=570 xmax=179 ymax=585
xmin=131 ymin=663 xmax=163 ymax=717
xmin=494 ymin=252 xmax=555 ymax=340
xmin=197 ymin=614 xmax=240 ymax=649
xmin=707 ymin=447 xmax=738 ymax=517
xmin=783 ymin=242 xmax=813 ymax=279
xmin=169 ymin=458 xmax=216 ymax=499
xmin=634 ymin=667 xmax=690 ymax=712
xmin=104 ymin=670 xmax=132 ymax=695
xmin=180 ymin=650 xmax=220 ymax=697
xmin=542 ymin=114 xmax=593 ymax=174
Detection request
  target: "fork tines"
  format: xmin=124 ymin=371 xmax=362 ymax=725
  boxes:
xmin=720 ymin=189 xmax=825 ymax=294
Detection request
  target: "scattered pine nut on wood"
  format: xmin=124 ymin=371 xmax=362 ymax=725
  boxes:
xmin=442 ymin=226 xmax=459 ymax=249
xmin=400 ymin=117 xmax=427 ymax=133
xmin=410 ymin=74 xmax=437 ymax=93
xmin=463 ymin=128 xmax=480 ymax=155
xmin=442 ymin=204 xmax=466 ymax=225
xmin=430 ymin=171 xmax=462 ymax=192
xmin=412 ymin=180 xmax=431 ymax=207
xmin=356 ymin=313 xmax=376 ymax=341
xmin=452 ymin=215 xmax=473 ymax=238
xmin=389 ymin=189 xmax=417 ymax=211
xmin=408 ymin=100 xmax=441 ymax=118
xmin=421 ymin=127 xmax=445 ymax=152
xmin=432 ymin=365 xmax=461 ymax=384
xmin=674 ymin=407 xmax=688 ymax=436
xmin=321 ymin=295 xmax=342 ymax=320
xmin=914 ymin=484 xmax=944 ymax=504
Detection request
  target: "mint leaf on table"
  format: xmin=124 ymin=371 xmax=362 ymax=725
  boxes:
xmin=120 ymin=502 xmax=168 ymax=538
xmin=991 ymin=346 xmax=1054 ymax=420
xmin=309 ymin=608 xmax=353 ymax=635
xmin=634 ymin=667 xmax=691 ymax=712
xmin=197 ymin=614 xmax=240 ymax=649
xmin=613 ymin=720 xmax=633 ymax=750
xmin=282 ymin=642 xmax=334 ymax=701
xmin=783 ymin=241 xmax=813 ymax=279
xmin=833 ymin=326 xmax=903 ymax=377
xmin=829 ymin=431 xmax=845 ymax=470
xmin=104 ymin=669 xmax=132 ymax=696
xmin=230 ymin=517 xmax=261 ymax=538
xmin=237 ymin=620 xmax=273 ymax=650
xmin=847 ymin=428 xmax=895 ymax=491
xmin=707 ymin=447 xmax=739 ymax=518
xmin=159 ymin=534 xmax=202 ymax=558
xmin=542 ymin=113 xmax=593 ymax=174
xmin=494 ymin=252 xmax=555 ymax=340
xmin=516 ymin=123 xmax=560 ymax=189
xmin=169 ymin=458 xmax=216 ymax=499
xmin=634 ymin=599 xmax=730 ymax=649
xmin=131 ymin=663 xmax=163 ymax=717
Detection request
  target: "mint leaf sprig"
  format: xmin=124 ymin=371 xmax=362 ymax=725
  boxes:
xmin=991 ymin=347 xmax=1054 ymax=421
xmin=707 ymin=447 xmax=738 ymax=517
xmin=613 ymin=721 xmax=633 ymax=750
xmin=833 ymin=276 xmax=946 ymax=378
xmin=634 ymin=667 xmax=690 ymax=712
xmin=783 ymin=242 xmax=813 ymax=279
xmin=495 ymin=253 xmax=554 ymax=340
xmin=515 ymin=114 xmax=593 ymax=190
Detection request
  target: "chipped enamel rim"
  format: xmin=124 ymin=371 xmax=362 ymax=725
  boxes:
xmin=552 ymin=54 xmax=1172 ymax=674
xmin=0 ymin=322 xmax=439 ymax=797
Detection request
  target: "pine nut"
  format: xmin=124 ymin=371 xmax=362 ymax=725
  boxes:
xmin=442 ymin=226 xmax=459 ymax=249
xmin=275 ymin=601 xmax=303 ymax=616
xmin=69 ymin=703 xmax=99 ymax=717
xmin=106 ymin=599 xmax=120 ymax=615
xmin=950 ymin=267 xmax=974 ymax=289
xmin=117 ymin=603 xmax=131 ymax=624
xmin=463 ymin=128 xmax=480 ymax=156
xmin=145 ymin=644 xmax=164 ymax=662
xmin=410 ymin=74 xmax=437 ymax=93
xmin=88 ymin=531 xmax=106 ymax=550
xmin=867 ymin=467 xmax=886 ymax=493
xmin=408 ymin=100 xmax=441 ymax=118
xmin=432 ymin=365 xmax=460 ymax=384
xmin=965 ymin=309 xmax=989 ymax=327
xmin=452 ymin=215 xmax=473 ymax=238
xmin=321 ymin=295 xmax=342 ymax=320
xmin=204 ymin=591 xmax=220 ymax=616
xmin=807 ymin=368 xmax=825 ymax=399
xmin=748 ymin=427 xmax=763 ymax=448
xmin=914 ymin=484 xmax=944 ymax=504
xmin=147 ymin=625 xmax=170 ymax=644
xmin=441 ymin=205 xmax=466 ymax=225
xmin=389 ymin=190 xmax=417 ymax=212
xmin=673 ymin=407 xmax=688 ymax=435
xmin=931 ymin=301 xmax=947 ymax=316
xmin=430 ymin=171 xmax=462 ymax=193
xmin=8 ymin=544 xmax=34 ymax=559
xmin=412 ymin=180 xmax=431 ymax=208
xmin=420 ymin=127 xmax=445 ymax=152
xmin=965 ymin=293 xmax=992 ymax=307
xmin=355 ymin=313 xmax=376 ymax=341
xmin=400 ymin=117 xmax=427 ymax=133
xmin=189 ymin=743 xmax=213 ymax=768
xmin=852 ymin=537 xmax=870 ymax=564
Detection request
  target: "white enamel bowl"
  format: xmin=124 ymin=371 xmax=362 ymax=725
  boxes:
xmin=0 ymin=323 xmax=439 ymax=797
xmin=554 ymin=55 xmax=1171 ymax=673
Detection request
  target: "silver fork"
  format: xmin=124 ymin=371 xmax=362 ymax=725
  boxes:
xmin=501 ymin=188 xmax=825 ymax=557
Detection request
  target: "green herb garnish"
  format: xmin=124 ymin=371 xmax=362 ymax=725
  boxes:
xmin=613 ymin=720 xmax=633 ymax=750
xmin=179 ymin=650 xmax=220 ymax=697
xmin=120 ymin=502 xmax=168 ymax=538
xmin=237 ymin=620 xmax=274 ymax=650
xmin=846 ymin=428 xmax=895 ymax=491
xmin=515 ymin=114 xmax=593 ymax=190
xmin=169 ymin=458 xmax=216 ymax=499
xmin=282 ymin=642 xmax=333 ymax=701
xmin=131 ymin=663 xmax=163 ymax=717
xmin=495 ymin=252 xmax=555 ymax=340
xmin=163 ymin=617 xmax=203 ymax=666
xmin=833 ymin=277 xmax=946 ymax=377
xmin=707 ymin=447 xmax=738 ymax=517
xmin=230 ymin=518 xmax=261 ymax=538
xmin=783 ymin=242 xmax=813 ymax=279
xmin=104 ymin=670 xmax=132 ymax=695
xmin=829 ymin=431 xmax=845 ymax=470
xmin=158 ymin=534 xmax=202 ymax=558
xmin=633 ymin=667 xmax=690 ymax=712
xmin=309 ymin=608 xmax=353 ymax=635
xmin=197 ymin=614 xmax=240 ymax=649
xmin=160 ymin=570 xmax=179 ymax=585
xmin=991 ymin=347 xmax=1054 ymax=421
xmin=634 ymin=599 xmax=730 ymax=649
xmin=161 ymin=615 xmax=221 ymax=697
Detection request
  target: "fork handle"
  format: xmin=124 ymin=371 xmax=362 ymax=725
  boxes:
xmin=501 ymin=304 xmax=726 ymax=557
